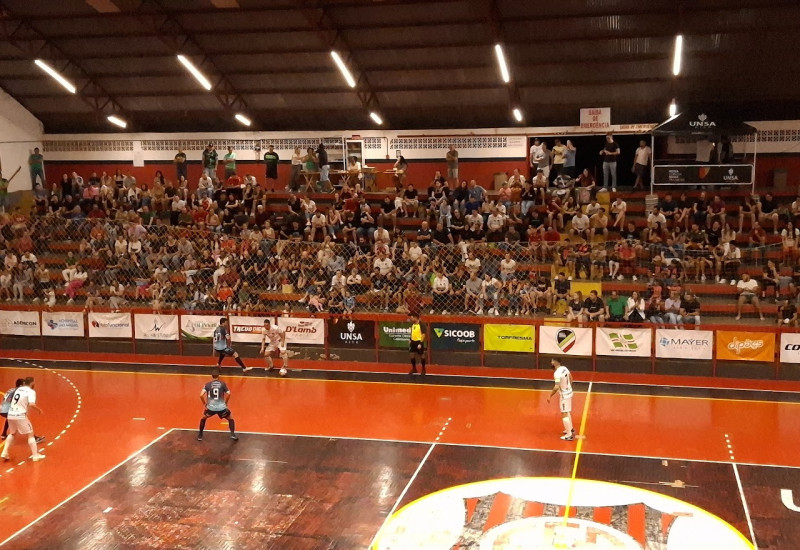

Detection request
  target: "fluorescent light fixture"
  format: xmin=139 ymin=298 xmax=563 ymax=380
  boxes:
xmin=330 ymin=51 xmax=356 ymax=88
xmin=512 ymin=107 xmax=523 ymax=122
xmin=672 ymin=34 xmax=683 ymax=76
xmin=495 ymin=44 xmax=510 ymax=83
xmin=235 ymin=113 xmax=251 ymax=126
xmin=106 ymin=115 xmax=127 ymax=128
xmin=369 ymin=112 xmax=383 ymax=125
xmin=34 ymin=59 xmax=77 ymax=94
xmin=177 ymin=54 xmax=212 ymax=91
xmin=668 ymin=100 xmax=677 ymax=117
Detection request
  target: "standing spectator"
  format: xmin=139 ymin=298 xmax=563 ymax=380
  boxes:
xmin=446 ymin=145 xmax=459 ymax=184
xmin=28 ymin=147 xmax=45 ymax=189
xmin=290 ymin=147 xmax=303 ymax=192
xmin=481 ymin=273 xmax=502 ymax=316
xmin=551 ymin=138 xmax=566 ymax=181
xmin=563 ymin=139 xmax=577 ymax=178
xmin=173 ymin=148 xmax=187 ymax=182
xmin=599 ymin=133 xmax=620 ymax=191
xmin=223 ymin=146 xmax=237 ymax=179
xmin=317 ymin=143 xmax=332 ymax=193
xmin=263 ymin=145 xmax=280 ymax=191
xmin=632 ymin=140 xmax=652 ymax=190
xmin=735 ymin=272 xmax=764 ymax=321
xmin=0 ymin=166 xmax=21 ymax=213
xmin=202 ymin=143 xmax=218 ymax=179
xmin=536 ymin=141 xmax=552 ymax=179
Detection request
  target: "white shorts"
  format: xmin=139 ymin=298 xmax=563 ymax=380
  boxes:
xmin=559 ymin=397 xmax=572 ymax=414
xmin=266 ymin=346 xmax=287 ymax=355
xmin=6 ymin=417 xmax=33 ymax=435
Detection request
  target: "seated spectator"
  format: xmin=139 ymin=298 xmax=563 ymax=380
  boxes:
xmin=610 ymin=196 xmax=626 ymax=230
xmin=735 ymin=272 xmax=764 ymax=321
xmin=706 ymin=195 xmax=726 ymax=228
xmin=625 ymin=290 xmax=646 ymax=323
xmin=761 ymin=260 xmax=779 ymax=301
xmin=738 ymin=195 xmax=757 ymax=233
xmin=646 ymin=296 xmax=665 ymax=327
xmin=582 ymin=290 xmax=605 ymax=323
xmin=566 ymin=291 xmax=584 ymax=323
xmin=569 ymin=210 xmax=590 ymax=240
xmin=777 ymin=298 xmax=798 ymax=327
xmin=604 ymin=290 xmax=626 ymax=323
xmin=464 ymin=271 xmax=482 ymax=314
xmin=757 ymin=193 xmax=780 ymax=234
xmin=664 ymin=290 xmax=683 ymax=327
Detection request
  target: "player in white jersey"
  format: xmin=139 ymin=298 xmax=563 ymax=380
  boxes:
xmin=1 ymin=377 xmax=45 ymax=462
xmin=547 ymin=358 xmax=575 ymax=441
xmin=245 ymin=319 xmax=290 ymax=376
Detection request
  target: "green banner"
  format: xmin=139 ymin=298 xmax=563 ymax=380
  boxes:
xmin=379 ymin=321 xmax=412 ymax=348
xmin=431 ymin=323 xmax=480 ymax=351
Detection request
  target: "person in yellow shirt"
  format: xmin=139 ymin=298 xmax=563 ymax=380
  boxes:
xmin=408 ymin=313 xmax=426 ymax=376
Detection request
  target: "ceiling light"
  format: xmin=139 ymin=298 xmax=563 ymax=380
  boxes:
xmin=235 ymin=113 xmax=251 ymax=126
xmin=672 ymin=35 xmax=683 ymax=76
xmin=177 ymin=54 xmax=212 ymax=91
xmin=668 ymin=100 xmax=677 ymax=117
xmin=495 ymin=44 xmax=510 ymax=83
xmin=369 ymin=112 xmax=383 ymax=125
xmin=512 ymin=107 xmax=523 ymax=122
xmin=34 ymin=59 xmax=77 ymax=94
xmin=331 ymin=51 xmax=356 ymax=88
xmin=107 ymin=115 xmax=127 ymax=128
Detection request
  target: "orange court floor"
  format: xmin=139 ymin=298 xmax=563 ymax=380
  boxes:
xmin=0 ymin=358 xmax=799 ymax=548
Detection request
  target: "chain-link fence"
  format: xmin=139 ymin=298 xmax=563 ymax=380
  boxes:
xmin=0 ymin=214 xmax=788 ymax=319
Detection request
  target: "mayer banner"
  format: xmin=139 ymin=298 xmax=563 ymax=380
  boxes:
xmin=430 ymin=323 xmax=480 ymax=351
xmin=655 ymin=329 xmax=713 ymax=360
xmin=181 ymin=315 xmax=222 ymax=341
xmin=653 ymin=164 xmax=753 ymax=185
xmin=42 ymin=311 xmax=84 ymax=337
xmin=328 ymin=319 xmax=375 ymax=348
xmin=483 ymin=324 xmax=535 ymax=353
xmin=538 ymin=325 xmax=592 ymax=356
xmin=379 ymin=322 xmax=412 ymax=348
xmin=0 ymin=310 xmax=40 ymax=336
xmin=277 ymin=317 xmax=325 ymax=345
xmin=596 ymin=327 xmax=651 ymax=357
xmin=88 ymin=311 xmax=132 ymax=339
xmin=780 ymin=333 xmax=800 ymax=364
xmin=134 ymin=314 xmax=179 ymax=341
xmin=229 ymin=315 xmax=276 ymax=343
xmin=717 ymin=331 xmax=775 ymax=362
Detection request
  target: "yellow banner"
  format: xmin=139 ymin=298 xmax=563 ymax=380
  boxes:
xmin=483 ymin=324 xmax=535 ymax=353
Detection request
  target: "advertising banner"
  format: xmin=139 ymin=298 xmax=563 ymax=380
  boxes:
xmin=483 ymin=324 xmax=535 ymax=353
xmin=88 ymin=311 xmax=132 ymax=339
xmin=0 ymin=310 xmax=40 ymax=336
xmin=181 ymin=315 xmax=222 ymax=341
xmin=539 ymin=325 xmax=593 ymax=356
xmin=655 ymin=329 xmax=714 ymax=360
xmin=134 ymin=314 xmax=179 ymax=341
xmin=229 ymin=315 xmax=277 ymax=343
xmin=430 ymin=323 xmax=480 ymax=351
xmin=277 ymin=317 xmax=325 ymax=345
xmin=379 ymin=321 xmax=412 ymax=348
xmin=717 ymin=331 xmax=775 ymax=362
xmin=653 ymin=164 xmax=753 ymax=185
xmin=42 ymin=311 xmax=84 ymax=337
xmin=328 ymin=319 xmax=375 ymax=348
xmin=780 ymin=333 xmax=800 ymax=364
xmin=596 ymin=327 xmax=651 ymax=357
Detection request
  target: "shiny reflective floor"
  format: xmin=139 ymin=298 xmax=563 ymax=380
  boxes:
xmin=1 ymin=362 xmax=799 ymax=549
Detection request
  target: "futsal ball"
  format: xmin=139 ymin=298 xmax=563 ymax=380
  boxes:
xmin=279 ymin=368 xmax=287 ymax=376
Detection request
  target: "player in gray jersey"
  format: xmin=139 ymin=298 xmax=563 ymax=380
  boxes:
xmin=197 ymin=369 xmax=237 ymax=441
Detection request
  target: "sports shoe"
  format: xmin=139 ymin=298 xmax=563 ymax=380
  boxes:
xmin=441 ymin=310 xmax=448 ymax=315
xmin=611 ymin=188 xmax=617 ymax=193
xmin=31 ymin=455 xmax=46 ymax=462
xmin=719 ymin=279 xmax=727 ymax=284
xmin=230 ymin=434 xmax=239 ymax=441
xmin=1 ymin=434 xmax=6 ymax=440
xmin=279 ymin=368 xmax=287 ymax=376
xmin=34 ymin=436 xmax=45 ymax=444
xmin=560 ymin=434 xmax=575 ymax=441
xmin=617 ymin=274 xmax=624 ymax=281
xmin=701 ymin=275 xmax=707 ymax=281
xmin=197 ymin=434 xmax=203 ymax=441
xmin=494 ymin=309 xmax=500 ymax=316
xmin=632 ymin=275 xmax=638 ymax=281
xmin=430 ymin=309 xmax=435 ymax=314
xmin=730 ymin=279 xmax=736 ymax=285
xmin=476 ymin=309 xmax=483 ymax=315
xmin=562 ymin=429 xmax=575 ymax=436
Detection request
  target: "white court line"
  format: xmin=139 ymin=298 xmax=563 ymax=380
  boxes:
xmin=0 ymin=428 xmax=176 ymax=548
xmin=733 ymin=462 xmax=758 ymax=549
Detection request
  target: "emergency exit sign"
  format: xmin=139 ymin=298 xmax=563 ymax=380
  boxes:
xmin=580 ymin=108 xmax=611 ymax=129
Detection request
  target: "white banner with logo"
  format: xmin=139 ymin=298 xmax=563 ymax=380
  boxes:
xmin=134 ymin=314 xmax=179 ymax=341
xmin=0 ymin=310 xmax=40 ymax=336
xmin=655 ymin=329 xmax=713 ymax=360
xmin=180 ymin=315 xmax=222 ymax=341
xmin=539 ymin=325 xmax=592 ymax=356
xmin=780 ymin=333 xmax=800 ymax=364
xmin=596 ymin=327 xmax=651 ymax=357
xmin=277 ymin=317 xmax=325 ymax=345
xmin=88 ymin=311 xmax=132 ymax=338
xmin=230 ymin=315 xmax=277 ymax=343
xmin=42 ymin=311 xmax=84 ymax=337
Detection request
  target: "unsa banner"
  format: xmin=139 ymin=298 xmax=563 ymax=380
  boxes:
xmin=134 ymin=314 xmax=179 ymax=341
xmin=277 ymin=317 xmax=325 ymax=345
xmin=379 ymin=321 xmax=412 ymax=348
xmin=328 ymin=319 xmax=375 ymax=348
xmin=655 ymin=329 xmax=713 ymax=360
xmin=181 ymin=315 xmax=221 ymax=341
xmin=229 ymin=315 xmax=277 ymax=343
xmin=88 ymin=311 xmax=132 ymax=339
xmin=430 ymin=323 xmax=480 ymax=351
xmin=0 ymin=310 xmax=40 ymax=336
xmin=595 ymin=327 xmax=651 ymax=357
xmin=716 ymin=331 xmax=775 ymax=362
xmin=42 ymin=311 xmax=84 ymax=337
xmin=483 ymin=324 xmax=535 ymax=353
xmin=538 ymin=325 xmax=592 ymax=356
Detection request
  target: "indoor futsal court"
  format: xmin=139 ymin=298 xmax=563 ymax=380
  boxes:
xmin=1 ymin=357 xmax=799 ymax=549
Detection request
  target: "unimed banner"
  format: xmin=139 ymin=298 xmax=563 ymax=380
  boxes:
xmin=655 ymin=329 xmax=713 ymax=360
xmin=181 ymin=315 xmax=221 ymax=341
xmin=230 ymin=315 xmax=276 ymax=343
xmin=0 ymin=310 xmax=40 ymax=336
xmin=277 ymin=317 xmax=325 ymax=345
xmin=430 ymin=323 xmax=480 ymax=351
xmin=717 ymin=331 xmax=775 ymax=362
xmin=88 ymin=311 xmax=132 ymax=339
xmin=780 ymin=333 xmax=800 ymax=364
xmin=539 ymin=325 xmax=592 ymax=356
xmin=42 ymin=311 xmax=84 ymax=337
xmin=596 ymin=327 xmax=651 ymax=357
xmin=379 ymin=322 xmax=411 ymax=348
xmin=134 ymin=314 xmax=179 ymax=341
xmin=483 ymin=324 xmax=535 ymax=353
xmin=328 ymin=319 xmax=375 ymax=348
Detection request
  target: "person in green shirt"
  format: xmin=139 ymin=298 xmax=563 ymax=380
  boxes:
xmin=202 ymin=143 xmax=218 ymax=178
xmin=28 ymin=147 xmax=44 ymax=189
xmin=223 ymin=146 xmax=236 ymax=178
xmin=0 ymin=166 xmax=21 ymax=213
xmin=605 ymin=290 xmax=627 ymax=322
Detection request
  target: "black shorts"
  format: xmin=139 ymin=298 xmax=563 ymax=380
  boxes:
xmin=216 ymin=347 xmax=236 ymax=357
xmin=409 ymin=340 xmax=425 ymax=354
xmin=204 ymin=408 xmax=231 ymax=419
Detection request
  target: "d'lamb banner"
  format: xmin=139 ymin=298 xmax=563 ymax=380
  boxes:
xmin=134 ymin=314 xmax=179 ymax=341
xmin=596 ymin=327 xmax=651 ymax=357
xmin=379 ymin=322 xmax=411 ymax=348
xmin=230 ymin=315 xmax=277 ymax=343
xmin=328 ymin=319 xmax=375 ymax=348
xmin=0 ymin=310 xmax=40 ymax=336
xmin=430 ymin=323 xmax=480 ymax=351
xmin=717 ymin=331 xmax=775 ymax=362
xmin=483 ymin=324 xmax=535 ymax=353
xmin=42 ymin=311 xmax=84 ymax=337
xmin=780 ymin=333 xmax=800 ymax=364
xmin=277 ymin=317 xmax=325 ymax=345
xmin=539 ymin=325 xmax=592 ymax=356
xmin=181 ymin=315 xmax=221 ymax=341
xmin=88 ymin=311 xmax=132 ymax=339
xmin=653 ymin=164 xmax=753 ymax=185
xmin=655 ymin=329 xmax=713 ymax=360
